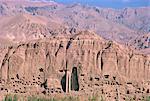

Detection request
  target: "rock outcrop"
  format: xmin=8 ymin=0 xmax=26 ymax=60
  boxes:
xmin=0 ymin=31 xmax=150 ymax=100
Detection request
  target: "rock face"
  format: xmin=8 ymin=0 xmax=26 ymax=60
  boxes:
xmin=0 ymin=0 xmax=149 ymax=100
xmin=0 ymin=31 xmax=150 ymax=100
xmin=133 ymin=33 xmax=150 ymax=49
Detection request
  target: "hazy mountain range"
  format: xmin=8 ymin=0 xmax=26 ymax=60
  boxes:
xmin=0 ymin=0 xmax=149 ymax=52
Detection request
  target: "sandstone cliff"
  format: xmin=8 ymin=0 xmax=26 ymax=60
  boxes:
xmin=0 ymin=31 xmax=150 ymax=100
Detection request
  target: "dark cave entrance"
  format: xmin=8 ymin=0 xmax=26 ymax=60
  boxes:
xmin=61 ymin=67 xmax=79 ymax=93
xmin=61 ymin=73 xmax=66 ymax=92
xmin=71 ymin=67 xmax=79 ymax=91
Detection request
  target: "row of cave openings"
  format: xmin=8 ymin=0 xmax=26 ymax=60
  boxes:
xmin=61 ymin=67 xmax=79 ymax=93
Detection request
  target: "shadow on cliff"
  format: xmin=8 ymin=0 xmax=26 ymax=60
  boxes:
xmin=61 ymin=73 xmax=66 ymax=92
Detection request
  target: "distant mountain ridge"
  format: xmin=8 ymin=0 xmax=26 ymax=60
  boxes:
xmin=30 ymin=0 xmax=54 ymax=2
xmin=0 ymin=0 xmax=149 ymax=53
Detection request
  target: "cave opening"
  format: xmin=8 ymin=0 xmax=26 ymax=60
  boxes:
xmin=61 ymin=73 xmax=66 ymax=92
xmin=61 ymin=67 xmax=79 ymax=93
xmin=71 ymin=67 xmax=79 ymax=91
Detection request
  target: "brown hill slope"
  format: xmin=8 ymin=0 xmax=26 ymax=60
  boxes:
xmin=29 ymin=4 xmax=139 ymax=43
xmin=95 ymin=7 xmax=150 ymax=32
xmin=0 ymin=14 xmax=66 ymax=42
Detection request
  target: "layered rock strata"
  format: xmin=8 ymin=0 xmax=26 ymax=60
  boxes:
xmin=0 ymin=31 xmax=150 ymax=100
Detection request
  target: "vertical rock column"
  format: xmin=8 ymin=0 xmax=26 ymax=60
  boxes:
xmin=66 ymin=70 xmax=71 ymax=93
xmin=68 ymin=71 xmax=71 ymax=93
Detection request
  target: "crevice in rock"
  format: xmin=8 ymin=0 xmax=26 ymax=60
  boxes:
xmin=41 ymin=79 xmax=48 ymax=89
xmin=7 ymin=57 xmax=10 ymax=82
xmin=105 ymin=41 xmax=112 ymax=49
xmin=129 ymin=52 xmax=133 ymax=62
xmin=66 ymin=40 xmax=72 ymax=50
xmin=101 ymin=51 xmax=104 ymax=71
xmin=66 ymin=38 xmax=74 ymax=50
xmin=101 ymin=56 xmax=104 ymax=71
xmin=55 ymin=43 xmax=63 ymax=56
xmin=96 ymin=51 xmax=100 ymax=69
xmin=96 ymin=50 xmax=104 ymax=72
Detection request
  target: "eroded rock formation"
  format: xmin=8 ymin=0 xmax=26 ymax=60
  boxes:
xmin=0 ymin=31 xmax=150 ymax=100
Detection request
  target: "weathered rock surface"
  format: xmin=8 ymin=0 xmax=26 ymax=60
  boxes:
xmin=0 ymin=31 xmax=150 ymax=100
xmin=0 ymin=0 xmax=149 ymax=100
